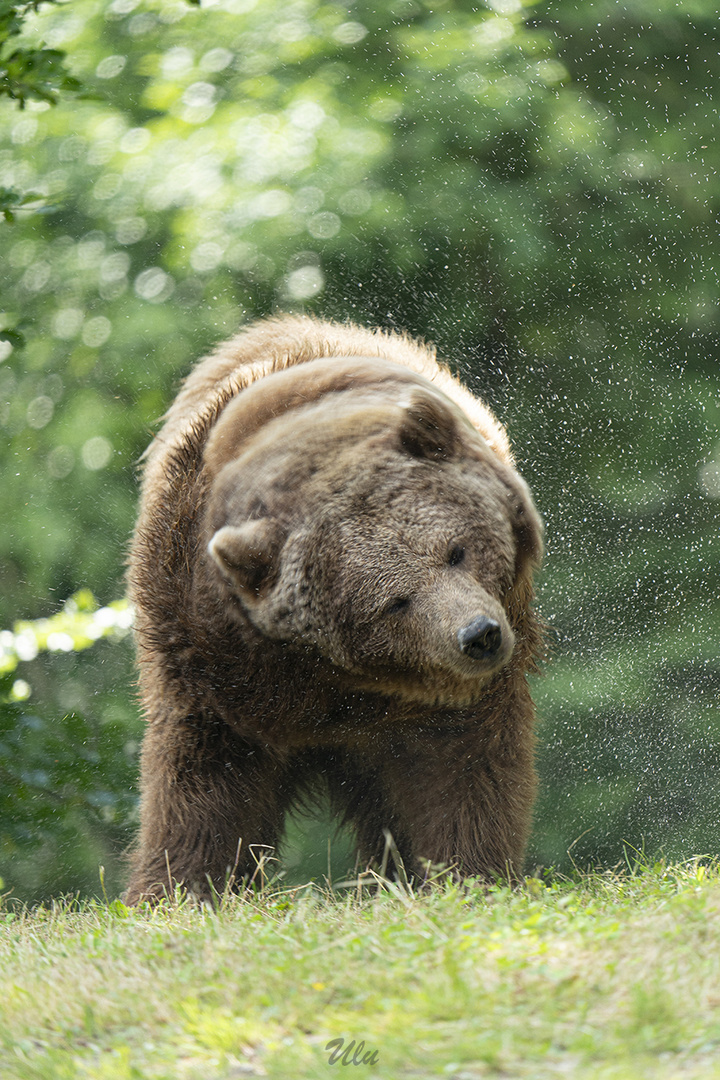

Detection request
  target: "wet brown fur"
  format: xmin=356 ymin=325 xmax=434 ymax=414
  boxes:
xmin=125 ymin=316 xmax=543 ymax=903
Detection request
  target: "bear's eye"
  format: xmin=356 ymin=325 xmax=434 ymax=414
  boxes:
xmin=384 ymin=596 xmax=411 ymax=616
xmin=447 ymin=545 xmax=466 ymax=567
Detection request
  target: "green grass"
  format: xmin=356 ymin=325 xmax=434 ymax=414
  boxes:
xmin=3 ymin=861 xmax=720 ymax=1079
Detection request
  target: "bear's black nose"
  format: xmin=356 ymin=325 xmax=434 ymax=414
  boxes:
xmin=458 ymin=616 xmax=502 ymax=659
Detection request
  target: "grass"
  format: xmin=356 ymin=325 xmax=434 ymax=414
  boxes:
xmin=2 ymin=859 xmax=720 ymax=1079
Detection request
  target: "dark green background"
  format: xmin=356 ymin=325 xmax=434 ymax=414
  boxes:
xmin=1 ymin=0 xmax=718 ymax=901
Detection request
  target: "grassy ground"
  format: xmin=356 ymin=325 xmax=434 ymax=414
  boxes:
xmin=2 ymin=861 xmax=720 ymax=1079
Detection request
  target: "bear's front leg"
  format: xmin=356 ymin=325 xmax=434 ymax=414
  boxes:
xmin=389 ymin=734 xmax=536 ymax=883
xmin=124 ymin=712 xmax=294 ymax=904
xmin=336 ymin=684 xmax=537 ymax=883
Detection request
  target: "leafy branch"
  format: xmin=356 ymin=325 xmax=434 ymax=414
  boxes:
xmin=1 ymin=590 xmax=133 ymax=692
xmin=0 ymin=1 xmax=83 ymax=222
xmin=0 ymin=0 xmax=81 ymax=108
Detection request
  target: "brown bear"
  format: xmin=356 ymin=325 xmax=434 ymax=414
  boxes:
xmin=124 ymin=315 xmax=543 ymax=903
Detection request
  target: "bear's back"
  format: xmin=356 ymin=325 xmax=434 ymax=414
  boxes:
xmin=140 ymin=316 xmax=512 ymax=505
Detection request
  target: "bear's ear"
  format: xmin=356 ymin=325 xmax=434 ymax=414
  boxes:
xmin=398 ymin=392 xmax=459 ymax=462
xmin=503 ymin=479 xmax=544 ymax=668
xmin=208 ymin=518 xmax=287 ymax=596
xmin=508 ymin=480 xmax=544 ymax=577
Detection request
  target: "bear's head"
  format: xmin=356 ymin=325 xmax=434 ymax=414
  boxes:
xmin=204 ymin=360 xmax=542 ymax=707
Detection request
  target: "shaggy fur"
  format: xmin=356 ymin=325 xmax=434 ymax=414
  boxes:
xmin=124 ymin=316 xmax=543 ymax=903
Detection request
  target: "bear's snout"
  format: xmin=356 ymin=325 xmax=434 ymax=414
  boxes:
xmin=457 ymin=616 xmax=503 ymax=660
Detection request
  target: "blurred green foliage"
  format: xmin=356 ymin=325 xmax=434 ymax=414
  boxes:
xmin=0 ymin=0 xmax=719 ymax=900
